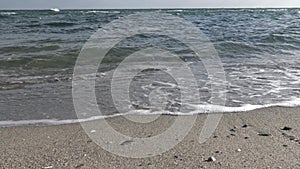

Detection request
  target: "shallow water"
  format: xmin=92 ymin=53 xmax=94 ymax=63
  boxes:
xmin=1 ymin=9 xmax=300 ymax=125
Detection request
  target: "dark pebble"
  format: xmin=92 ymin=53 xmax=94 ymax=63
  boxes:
xmin=207 ymin=156 xmax=216 ymax=162
xmin=288 ymin=136 xmax=296 ymax=141
xmin=242 ymin=124 xmax=248 ymax=128
xmin=258 ymin=133 xmax=271 ymax=137
xmin=120 ymin=140 xmax=134 ymax=145
xmin=281 ymin=126 xmax=292 ymax=131
xmin=75 ymin=164 xmax=84 ymax=168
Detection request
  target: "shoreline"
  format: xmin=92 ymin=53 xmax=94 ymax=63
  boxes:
xmin=1 ymin=105 xmax=300 ymax=128
xmin=1 ymin=106 xmax=299 ymax=168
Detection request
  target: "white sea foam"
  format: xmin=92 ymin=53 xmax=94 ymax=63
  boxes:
xmin=0 ymin=12 xmax=17 ymax=15
xmin=167 ymin=9 xmax=184 ymax=12
xmin=1 ymin=98 xmax=299 ymax=127
xmin=83 ymin=10 xmax=120 ymax=14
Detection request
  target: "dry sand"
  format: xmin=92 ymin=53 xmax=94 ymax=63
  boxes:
xmin=1 ymin=107 xmax=299 ymax=168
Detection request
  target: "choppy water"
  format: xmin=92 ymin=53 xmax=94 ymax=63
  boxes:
xmin=1 ymin=9 xmax=300 ymax=126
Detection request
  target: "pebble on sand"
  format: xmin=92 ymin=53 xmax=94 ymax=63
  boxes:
xmin=207 ymin=156 xmax=216 ymax=162
xmin=241 ymin=124 xmax=248 ymax=128
xmin=258 ymin=133 xmax=271 ymax=137
xmin=237 ymin=149 xmax=242 ymax=152
xmin=281 ymin=126 xmax=292 ymax=131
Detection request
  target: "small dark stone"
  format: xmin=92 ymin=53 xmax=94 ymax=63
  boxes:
xmin=174 ymin=155 xmax=179 ymax=159
xmin=54 ymin=77 xmax=60 ymax=82
xmin=213 ymin=135 xmax=218 ymax=138
xmin=207 ymin=156 xmax=216 ymax=162
xmin=281 ymin=126 xmax=292 ymax=131
xmin=120 ymin=140 xmax=134 ymax=146
xmin=288 ymin=136 xmax=296 ymax=141
xmin=244 ymin=137 xmax=249 ymax=139
xmin=258 ymin=133 xmax=271 ymax=137
xmin=215 ymin=151 xmax=220 ymax=153
xmin=242 ymin=124 xmax=248 ymax=128
xmin=230 ymin=133 xmax=236 ymax=136
xmin=75 ymin=164 xmax=84 ymax=168
xmin=230 ymin=129 xmax=236 ymax=132
xmin=283 ymin=144 xmax=288 ymax=147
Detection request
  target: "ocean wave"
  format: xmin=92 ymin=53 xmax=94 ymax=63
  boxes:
xmin=1 ymin=98 xmax=299 ymax=127
xmin=44 ymin=22 xmax=75 ymax=27
xmin=167 ymin=9 xmax=184 ymax=12
xmin=82 ymin=10 xmax=120 ymax=14
xmin=0 ymin=45 xmax=60 ymax=54
xmin=0 ymin=12 xmax=17 ymax=15
xmin=188 ymin=98 xmax=300 ymax=113
xmin=265 ymin=9 xmax=287 ymax=12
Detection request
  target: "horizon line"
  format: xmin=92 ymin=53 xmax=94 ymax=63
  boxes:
xmin=1 ymin=6 xmax=300 ymax=10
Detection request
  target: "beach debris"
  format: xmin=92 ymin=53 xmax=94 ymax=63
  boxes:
xmin=281 ymin=126 xmax=292 ymax=131
xmin=75 ymin=163 xmax=84 ymax=168
xmin=258 ymin=133 xmax=271 ymax=137
xmin=42 ymin=166 xmax=53 ymax=169
xmin=288 ymin=136 xmax=296 ymax=141
xmin=207 ymin=156 xmax=216 ymax=162
xmin=90 ymin=130 xmax=96 ymax=133
xmin=282 ymin=133 xmax=300 ymax=143
xmin=237 ymin=148 xmax=242 ymax=152
xmin=120 ymin=139 xmax=134 ymax=146
xmin=54 ymin=77 xmax=60 ymax=82
xmin=229 ymin=128 xmax=236 ymax=132
xmin=242 ymin=124 xmax=248 ymax=128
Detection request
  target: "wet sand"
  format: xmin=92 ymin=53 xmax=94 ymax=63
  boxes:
xmin=1 ymin=107 xmax=299 ymax=168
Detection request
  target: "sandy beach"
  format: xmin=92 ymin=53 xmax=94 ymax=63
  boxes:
xmin=1 ymin=106 xmax=299 ymax=168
